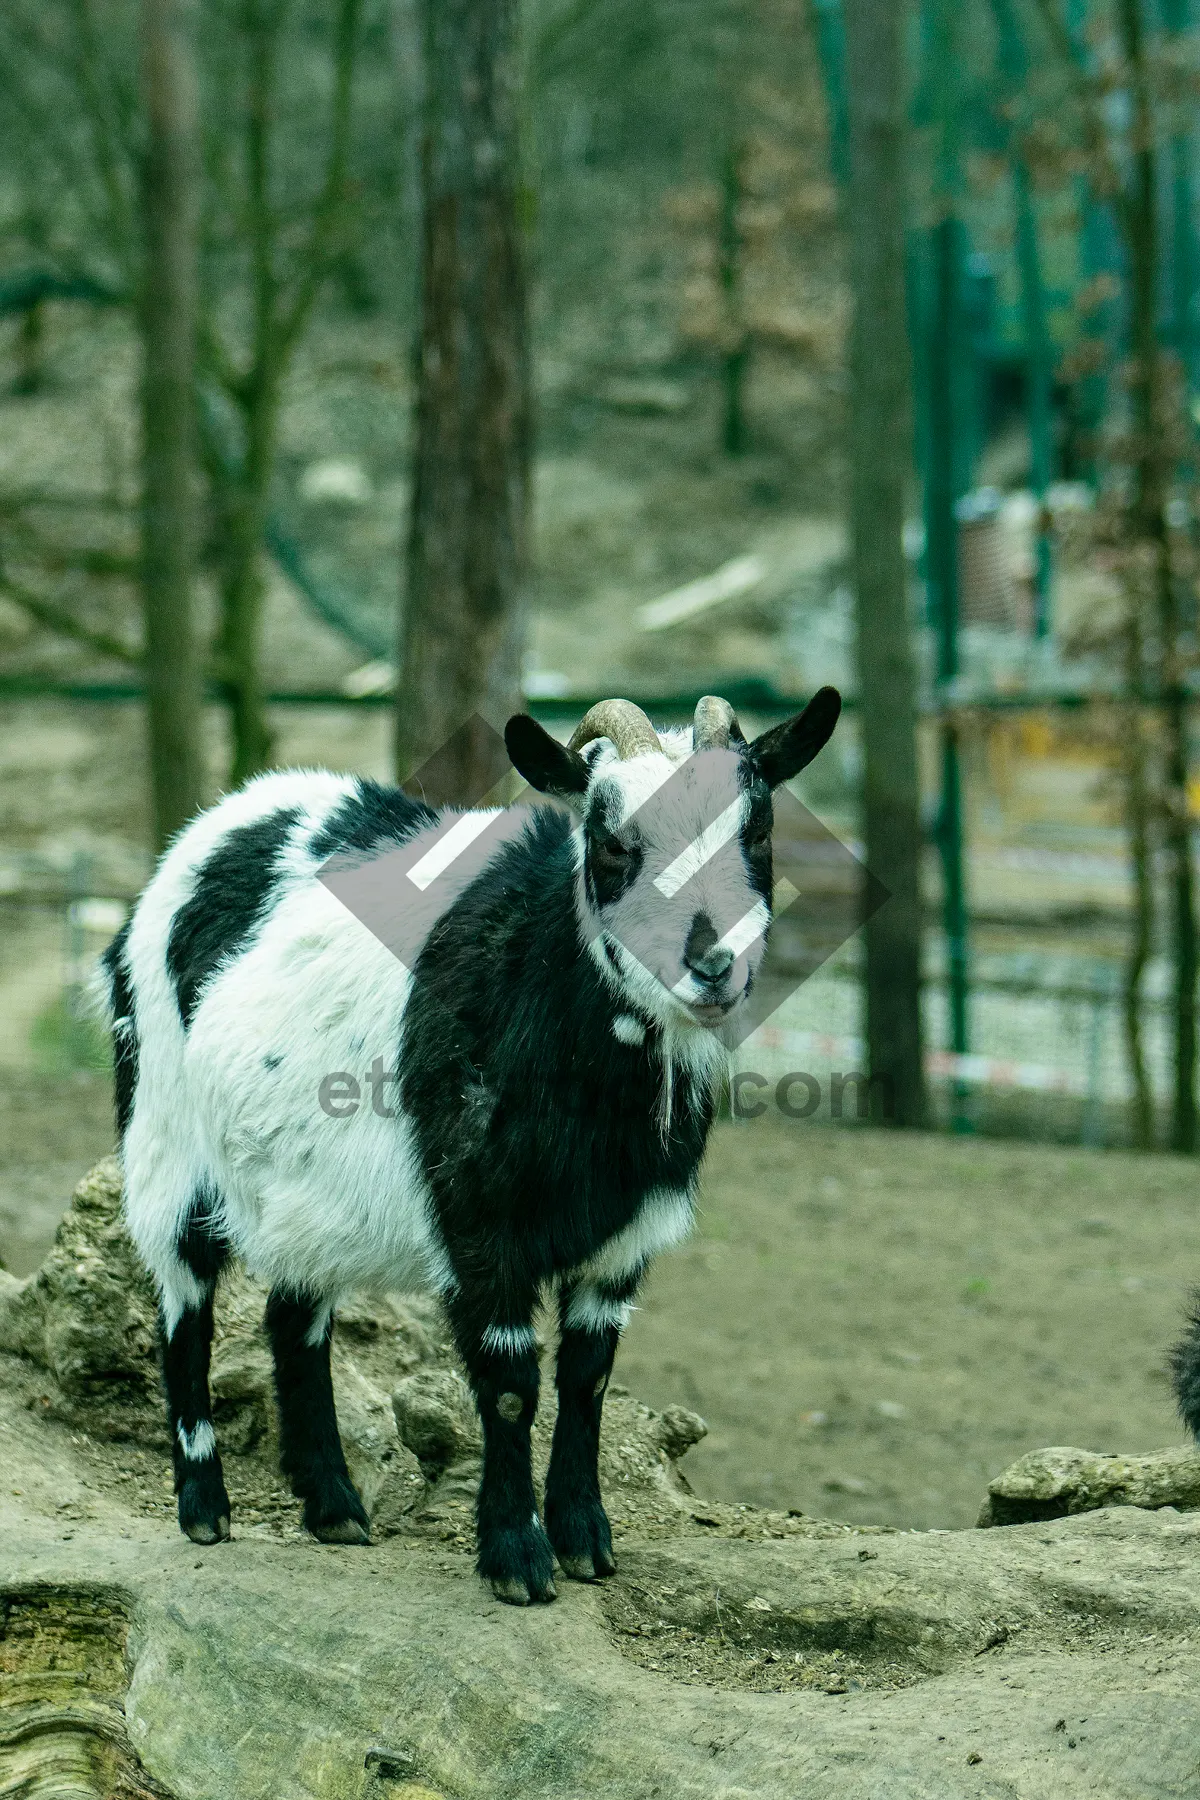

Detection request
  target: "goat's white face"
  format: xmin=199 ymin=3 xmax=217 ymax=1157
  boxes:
xmin=575 ymin=740 xmax=770 ymax=1032
xmin=505 ymin=690 xmax=842 ymax=1040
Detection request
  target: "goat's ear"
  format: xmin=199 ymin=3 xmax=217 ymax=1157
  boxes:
xmin=746 ymin=687 xmax=842 ymax=789
xmin=504 ymin=714 xmax=591 ymax=802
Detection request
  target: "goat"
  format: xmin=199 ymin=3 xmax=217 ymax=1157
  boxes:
xmin=101 ymin=688 xmax=841 ymax=1603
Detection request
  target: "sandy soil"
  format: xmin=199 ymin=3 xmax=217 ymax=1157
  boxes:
xmin=619 ymin=1117 xmax=1200 ymax=1530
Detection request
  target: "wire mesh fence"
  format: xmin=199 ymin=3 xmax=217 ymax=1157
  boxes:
xmin=0 ymin=684 xmax=1190 ymax=1152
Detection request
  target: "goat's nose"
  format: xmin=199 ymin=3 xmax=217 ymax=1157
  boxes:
xmin=684 ymin=912 xmax=735 ymax=984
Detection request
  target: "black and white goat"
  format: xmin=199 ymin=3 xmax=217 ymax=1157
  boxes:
xmin=102 ymin=688 xmax=840 ymax=1603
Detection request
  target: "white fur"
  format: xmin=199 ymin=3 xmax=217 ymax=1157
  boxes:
xmin=574 ymin=744 xmax=766 ymax=1050
xmin=482 ymin=1323 xmax=538 ymax=1356
xmin=564 ymin=1286 xmax=635 ymax=1333
xmin=119 ymin=773 xmax=461 ymax=1324
xmin=178 ymin=1420 xmax=216 ymax=1460
xmin=573 ymin=1186 xmax=695 ymax=1288
xmin=121 ymin=772 xmax=358 ymax=1330
xmin=611 ymin=1013 xmax=646 ymax=1047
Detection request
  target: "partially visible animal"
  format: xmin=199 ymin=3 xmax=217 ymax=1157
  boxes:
xmin=1170 ymin=1294 xmax=1200 ymax=1444
xmin=101 ymin=688 xmax=841 ymax=1603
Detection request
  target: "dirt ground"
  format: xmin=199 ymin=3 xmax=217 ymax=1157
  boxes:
xmin=3 ymin=1079 xmax=1196 ymax=1535
xmin=618 ymin=1117 xmax=1200 ymax=1530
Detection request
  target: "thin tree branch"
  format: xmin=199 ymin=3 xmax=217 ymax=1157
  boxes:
xmin=531 ymin=0 xmax=609 ymax=83
xmin=197 ymin=311 xmax=249 ymax=405
xmin=1027 ymin=0 xmax=1086 ymax=74
xmin=65 ymin=0 xmax=137 ymax=264
xmin=276 ymin=0 xmax=364 ymax=359
xmin=1 ymin=60 xmax=122 ymax=262
xmin=0 ymin=572 xmax=142 ymax=665
xmin=4 ymin=525 xmax=140 ymax=579
xmin=1027 ymin=0 xmax=1134 ymax=234
xmin=244 ymin=0 xmax=283 ymax=390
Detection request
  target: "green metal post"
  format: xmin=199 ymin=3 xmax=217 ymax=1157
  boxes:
xmin=1165 ymin=0 xmax=1196 ymax=407
xmin=1015 ymin=160 xmax=1054 ymax=636
xmin=929 ymin=217 xmax=971 ymax=1085
xmin=1066 ymin=0 xmax=1117 ymax=478
xmin=992 ymin=0 xmax=1054 ymax=636
xmin=926 ymin=0 xmax=971 ymax=1126
xmin=811 ymin=0 xmax=851 ymax=188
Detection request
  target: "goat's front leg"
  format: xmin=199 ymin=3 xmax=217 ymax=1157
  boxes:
xmin=543 ymin=1279 xmax=632 ymax=1581
xmin=450 ymin=1291 xmax=555 ymax=1606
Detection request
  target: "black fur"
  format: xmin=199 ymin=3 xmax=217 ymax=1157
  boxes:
xmin=102 ymin=921 xmax=138 ymax=1140
xmin=309 ymin=777 xmax=435 ymax=861
xmin=178 ymin=1186 xmax=231 ymax=1284
xmin=583 ymin=781 xmax=645 ymax=909
xmin=747 ymin=685 xmax=841 ymax=789
xmin=167 ymin=809 xmax=300 ymax=1027
xmin=504 ymin=715 xmax=590 ymax=800
xmin=544 ymin=1288 xmax=628 ymax=1580
xmin=402 ymin=807 xmax=712 ymax=1280
xmin=161 ymin=1296 xmax=231 ymax=1544
xmin=1169 ymin=1291 xmax=1200 ymax=1439
xmin=265 ymin=1289 xmax=369 ymax=1544
xmin=449 ymin=1293 xmax=555 ymax=1603
xmin=400 ymin=804 xmax=714 ymax=1595
xmin=160 ymin=1193 xmax=233 ymax=1544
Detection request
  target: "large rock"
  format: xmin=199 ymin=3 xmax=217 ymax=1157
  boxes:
xmin=0 ymin=1158 xmax=157 ymax=1406
xmin=979 ymin=1444 xmax=1200 ymax=1526
xmin=5 ymin=1489 xmax=1200 ymax=1799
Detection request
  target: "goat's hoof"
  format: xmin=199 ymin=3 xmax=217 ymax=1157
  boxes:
xmin=183 ymin=1513 xmax=230 ymax=1546
xmin=545 ymin=1496 xmax=616 ymax=1581
xmin=479 ymin=1518 xmax=557 ymax=1604
xmin=312 ymin=1516 xmax=371 ymax=1545
xmin=301 ymin=1472 xmax=371 ymax=1544
xmin=178 ymin=1466 xmax=232 ymax=1544
xmin=490 ymin=1575 xmax=557 ymax=1606
xmin=557 ymin=1550 xmax=616 ymax=1582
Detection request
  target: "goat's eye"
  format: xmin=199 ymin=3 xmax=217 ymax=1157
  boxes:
xmin=598 ymin=833 xmax=630 ymax=859
xmin=745 ymin=824 xmax=771 ymax=849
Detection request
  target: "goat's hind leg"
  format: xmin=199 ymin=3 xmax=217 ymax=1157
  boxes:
xmin=266 ymin=1289 xmax=369 ymax=1544
xmin=159 ymin=1199 xmax=232 ymax=1544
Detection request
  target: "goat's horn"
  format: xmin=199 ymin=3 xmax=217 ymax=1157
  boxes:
xmin=568 ymin=698 xmax=662 ymax=760
xmin=692 ymin=695 xmax=744 ymax=750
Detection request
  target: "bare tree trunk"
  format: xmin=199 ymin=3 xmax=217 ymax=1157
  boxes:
xmin=842 ymin=0 xmax=926 ymax=1126
xmin=1121 ymin=637 xmax=1156 ymax=1149
xmin=1121 ymin=0 xmax=1196 ymax=1151
xmin=397 ymin=0 xmax=531 ymax=803
xmin=139 ymin=0 xmax=205 ymax=848
xmin=201 ymin=0 xmax=362 ymax=788
xmin=214 ymin=380 xmax=279 ymax=787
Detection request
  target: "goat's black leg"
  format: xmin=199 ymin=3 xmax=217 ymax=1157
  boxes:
xmin=543 ymin=1281 xmax=630 ymax=1581
xmin=161 ymin=1193 xmax=231 ymax=1544
xmin=265 ymin=1289 xmax=369 ymax=1545
xmin=449 ymin=1292 xmax=554 ymax=1605
xmin=162 ymin=1291 xmax=231 ymax=1544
